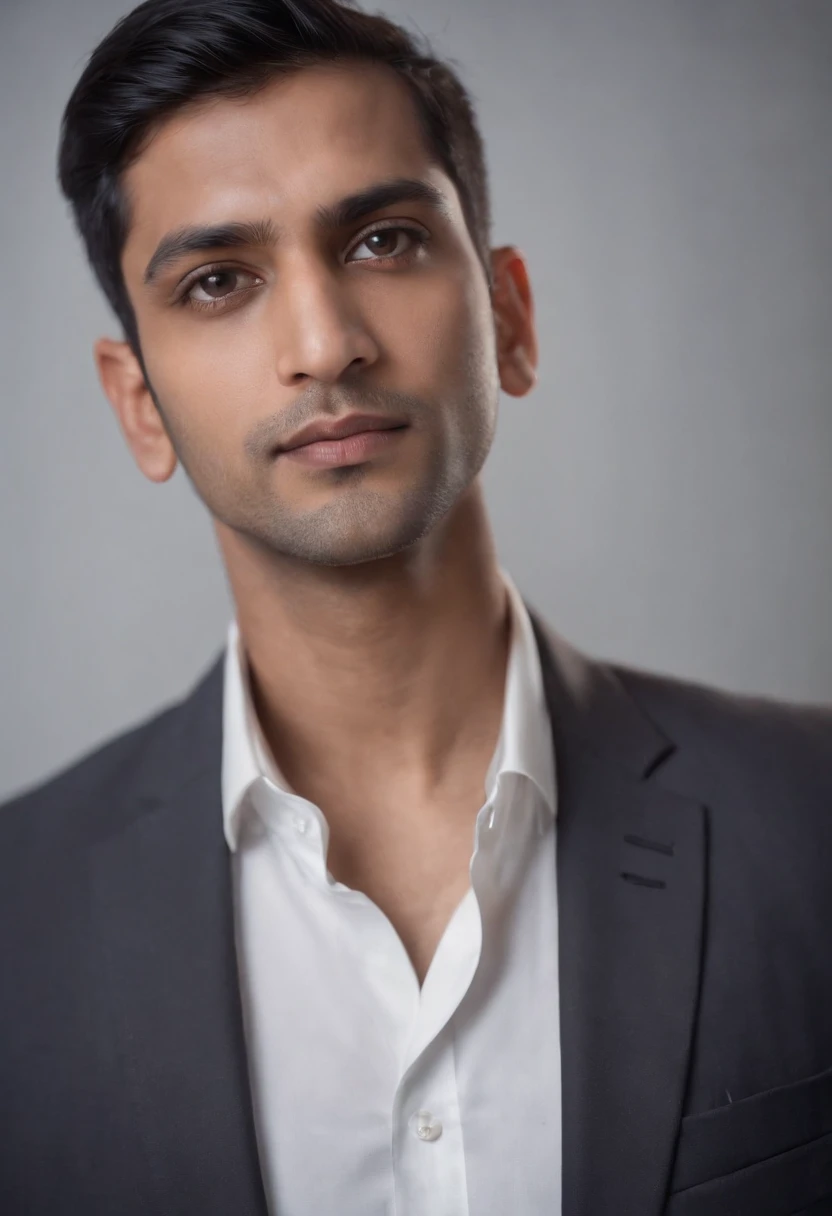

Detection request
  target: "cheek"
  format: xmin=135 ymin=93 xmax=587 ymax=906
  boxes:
xmin=145 ymin=321 xmax=273 ymax=455
xmin=376 ymin=266 xmax=496 ymax=397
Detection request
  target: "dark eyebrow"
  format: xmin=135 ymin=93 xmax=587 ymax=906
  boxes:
xmin=143 ymin=218 xmax=277 ymax=287
xmin=142 ymin=177 xmax=450 ymax=286
xmin=314 ymin=177 xmax=449 ymax=231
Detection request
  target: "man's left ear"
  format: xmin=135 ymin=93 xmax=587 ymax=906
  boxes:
xmin=490 ymin=246 xmax=538 ymax=397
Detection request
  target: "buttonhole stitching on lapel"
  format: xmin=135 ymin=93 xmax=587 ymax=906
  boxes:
xmin=623 ymin=832 xmax=675 ymax=856
xmin=620 ymin=872 xmax=667 ymax=889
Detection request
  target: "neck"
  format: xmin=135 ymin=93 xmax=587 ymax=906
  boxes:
xmin=215 ymin=482 xmax=510 ymax=801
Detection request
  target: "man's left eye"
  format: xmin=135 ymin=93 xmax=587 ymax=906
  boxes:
xmin=348 ymin=228 xmax=421 ymax=262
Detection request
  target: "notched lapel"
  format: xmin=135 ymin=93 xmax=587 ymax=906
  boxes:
xmin=85 ymin=611 xmax=705 ymax=1216
xmin=529 ymin=611 xmax=707 ymax=1216
xmin=88 ymin=657 xmax=269 ymax=1216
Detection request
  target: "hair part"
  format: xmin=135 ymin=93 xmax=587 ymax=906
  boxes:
xmin=57 ymin=0 xmax=493 ymax=357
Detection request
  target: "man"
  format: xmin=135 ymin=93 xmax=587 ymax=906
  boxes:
xmin=1 ymin=0 xmax=830 ymax=1212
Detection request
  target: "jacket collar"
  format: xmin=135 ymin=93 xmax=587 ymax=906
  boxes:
xmin=529 ymin=606 xmax=705 ymax=1216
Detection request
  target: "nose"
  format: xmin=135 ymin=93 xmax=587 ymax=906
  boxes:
xmin=274 ymin=262 xmax=380 ymax=386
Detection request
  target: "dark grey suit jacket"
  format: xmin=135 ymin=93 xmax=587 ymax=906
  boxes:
xmin=1 ymin=610 xmax=831 ymax=1216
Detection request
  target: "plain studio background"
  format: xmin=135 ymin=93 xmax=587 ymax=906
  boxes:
xmin=0 ymin=0 xmax=830 ymax=803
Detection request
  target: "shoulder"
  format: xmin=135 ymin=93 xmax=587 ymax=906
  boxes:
xmin=0 ymin=697 xmax=183 ymax=853
xmin=0 ymin=653 xmax=224 ymax=960
xmin=612 ymin=661 xmax=832 ymax=804
xmin=0 ymin=649 xmax=224 ymax=853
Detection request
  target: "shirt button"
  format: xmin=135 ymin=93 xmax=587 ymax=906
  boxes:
xmin=292 ymin=816 xmax=309 ymax=834
xmin=409 ymin=1110 xmax=442 ymax=1142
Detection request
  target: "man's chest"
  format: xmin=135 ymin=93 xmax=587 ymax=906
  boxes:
xmin=322 ymin=794 xmax=485 ymax=985
xmin=232 ymin=803 xmax=562 ymax=1216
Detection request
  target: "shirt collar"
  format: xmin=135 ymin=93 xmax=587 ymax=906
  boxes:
xmin=221 ymin=567 xmax=556 ymax=853
xmin=221 ymin=616 xmax=290 ymax=853
xmin=488 ymin=568 xmax=557 ymax=818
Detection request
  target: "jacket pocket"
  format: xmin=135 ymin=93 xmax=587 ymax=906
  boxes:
xmin=669 ymin=1063 xmax=832 ymax=1193
xmin=664 ymin=1131 xmax=832 ymax=1216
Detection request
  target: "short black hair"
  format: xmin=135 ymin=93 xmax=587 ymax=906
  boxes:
xmin=57 ymin=0 xmax=493 ymax=357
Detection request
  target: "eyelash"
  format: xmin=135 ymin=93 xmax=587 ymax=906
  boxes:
xmin=176 ymin=223 xmax=430 ymax=314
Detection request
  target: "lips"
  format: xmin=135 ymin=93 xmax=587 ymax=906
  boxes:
xmin=278 ymin=413 xmax=407 ymax=454
xmin=278 ymin=425 xmax=408 ymax=468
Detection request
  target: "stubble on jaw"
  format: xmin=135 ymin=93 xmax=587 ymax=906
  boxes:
xmin=146 ymin=372 xmax=498 ymax=567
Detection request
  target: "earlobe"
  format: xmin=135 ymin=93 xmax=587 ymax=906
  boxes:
xmin=501 ymin=346 xmax=538 ymax=397
xmin=490 ymin=246 xmax=539 ymax=399
xmin=93 ymin=337 xmax=178 ymax=483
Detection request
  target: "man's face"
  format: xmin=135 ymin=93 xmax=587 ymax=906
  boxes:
xmin=118 ymin=63 xmax=503 ymax=566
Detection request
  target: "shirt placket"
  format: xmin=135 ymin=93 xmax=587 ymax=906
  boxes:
xmin=392 ymin=1029 xmax=469 ymax=1216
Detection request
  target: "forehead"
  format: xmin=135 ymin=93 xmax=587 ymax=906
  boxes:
xmin=121 ymin=62 xmax=444 ymax=263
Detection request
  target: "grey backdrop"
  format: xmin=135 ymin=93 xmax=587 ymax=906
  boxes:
xmin=1 ymin=0 xmax=830 ymax=803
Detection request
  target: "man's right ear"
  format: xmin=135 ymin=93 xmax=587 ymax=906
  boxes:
xmin=94 ymin=337 xmax=178 ymax=483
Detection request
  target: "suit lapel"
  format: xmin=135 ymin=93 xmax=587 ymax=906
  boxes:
xmin=86 ymin=608 xmax=704 ymax=1216
xmin=529 ymin=612 xmax=707 ymax=1216
xmin=88 ymin=656 xmax=270 ymax=1216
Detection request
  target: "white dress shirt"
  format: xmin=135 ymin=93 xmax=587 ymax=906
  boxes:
xmin=222 ymin=569 xmax=562 ymax=1216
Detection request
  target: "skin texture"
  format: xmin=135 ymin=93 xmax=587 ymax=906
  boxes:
xmin=95 ymin=62 xmax=539 ymax=982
